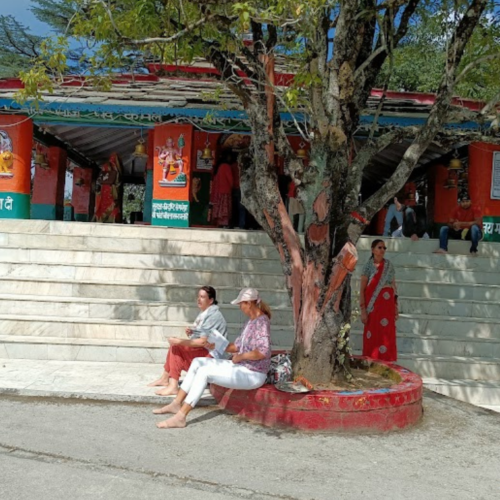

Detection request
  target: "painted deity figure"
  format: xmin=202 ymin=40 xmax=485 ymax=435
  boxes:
xmin=0 ymin=130 xmax=14 ymax=174
xmin=94 ymin=153 xmax=123 ymax=223
xmin=157 ymin=136 xmax=184 ymax=181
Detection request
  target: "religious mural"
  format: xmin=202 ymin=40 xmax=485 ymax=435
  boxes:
xmin=157 ymin=135 xmax=187 ymax=187
xmin=0 ymin=130 xmax=14 ymax=178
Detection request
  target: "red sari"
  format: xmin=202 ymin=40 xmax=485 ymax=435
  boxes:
xmin=362 ymin=260 xmax=397 ymax=362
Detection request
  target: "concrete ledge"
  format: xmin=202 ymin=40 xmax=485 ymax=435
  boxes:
xmin=210 ymin=356 xmax=423 ymax=433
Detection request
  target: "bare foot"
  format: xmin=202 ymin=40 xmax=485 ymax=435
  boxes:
xmin=155 ymin=385 xmax=179 ymax=396
xmin=433 ymin=248 xmax=448 ymax=254
xmin=147 ymin=377 xmax=169 ymax=387
xmin=152 ymin=400 xmax=182 ymax=415
xmin=156 ymin=412 xmax=187 ymax=429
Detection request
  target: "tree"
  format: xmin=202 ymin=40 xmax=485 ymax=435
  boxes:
xmin=13 ymin=0 xmax=500 ymax=384
xmin=376 ymin=7 xmax=500 ymax=101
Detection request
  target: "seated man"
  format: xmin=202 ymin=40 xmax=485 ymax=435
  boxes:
xmin=393 ymin=198 xmax=429 ymax=241
xmin=434 ymin=194 xmax=483 ymax=255
xmin=383 ymin=198 xmax=403 ymax=237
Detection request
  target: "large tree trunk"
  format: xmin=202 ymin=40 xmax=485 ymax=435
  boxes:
xmin=241 ymin=109 xmax=359 ymax=384
xmin=292 ymin=241 xmax=358 ymax=383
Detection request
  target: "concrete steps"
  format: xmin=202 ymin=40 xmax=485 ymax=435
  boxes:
xmin=1 ymin=219 xmax=500 ymax=410
xmin=423 ymin=378 xmax=500 ymax=409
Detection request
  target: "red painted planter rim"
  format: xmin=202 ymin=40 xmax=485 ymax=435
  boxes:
xmin=211 ymin=356 xmax=422 ymax=414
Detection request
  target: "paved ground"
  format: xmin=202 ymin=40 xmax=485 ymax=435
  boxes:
xmin=1 ymin=361 xmax=499 ymax=499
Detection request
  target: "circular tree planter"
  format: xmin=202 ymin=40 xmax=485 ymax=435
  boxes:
xmin=210 ymin=356 xmax=423 ymax=433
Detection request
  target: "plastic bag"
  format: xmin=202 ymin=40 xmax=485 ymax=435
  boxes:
xmin=266 ymin=353 xmax=292 ymax=385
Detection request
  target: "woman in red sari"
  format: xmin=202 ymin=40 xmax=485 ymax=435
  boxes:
xmin=360 ymin=239 xmax=398 ymax=362
xmin=210 ymin=152 xmax=234 ymax=228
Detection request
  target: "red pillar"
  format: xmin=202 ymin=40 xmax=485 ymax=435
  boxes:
xmin=0 ymin=115 xmax=32 ymax=219
xmin=32 ymin=146 xmax=67 ymax=219
xmin=72 ymin=167 xmax=94 ymax=222
xmin=468 ymin=142 xmax=500 ymax=241
xmin=428 ymin=164 xmax=458 ymax=230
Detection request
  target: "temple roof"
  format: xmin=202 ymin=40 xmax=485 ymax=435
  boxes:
xmin=0 ymin=71 xmax=477 ymax=186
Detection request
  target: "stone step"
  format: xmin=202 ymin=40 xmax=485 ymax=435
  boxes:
xmin=350 ymin=331 xmax=500 ymax=358
xmin=0 ymin=314 xmax=295 ymax=344
xmin=423 ymin=378 xmax=500 ymax=406
xmin=0 ymin=232 xmax=278 ymax=259
xmin=354 ymin=314 xmax=500 ymax=339
xmin=352 ymin=278 xmax=500 ymax=301
xmin=0 ymin=279 xmax=292 ymax=307
xmin=391 ymin=267 xmax=500 ymax=284
xmin=480 ymin=405 xmax=500 ymax=412
xmin=3 ymin=332 xmax=500 ymax=381
xmin=0 ymin=293 xmax=290 ymax=322
xmin=3 ymin=218 xmax=500 ymax=257
xmin=398 ymin=354 xmax=500 ymax=381
xmin=0 ymin=262 xmax=286 ymax=290
xmin=2 ymin=290 xmax=500 ymax=338
xmin=3 ymin=260 xmax=500 ymax=290
xmin=356 ymin=236 xmax=500 ymax=258
xmin=0 ymin=334 xmax=289 ymax=364
xmin=0 ymin=219 xmax=276 ymax=245
xmin=396 ymin=296 xmax=500 ymax=320
xmin=373 ymin=252 xmax=500 ymax=272
xmin=2 ymin=244 xmax=500 ymax=276
xmin=2 ymin=273 xmax=499 ymax=303
xmin=0 ymin=247 xmax=283 ymax=274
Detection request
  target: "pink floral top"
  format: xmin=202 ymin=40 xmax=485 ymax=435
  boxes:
xmin=234 ymin=315 xmax=271 ymax=373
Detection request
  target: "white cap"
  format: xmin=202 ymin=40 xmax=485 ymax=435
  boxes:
xmin=231 ymin=288 xmax=261 ymax=305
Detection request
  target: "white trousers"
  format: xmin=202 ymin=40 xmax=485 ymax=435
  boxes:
xmin=181 ymin=357 xmax=266 ymax=408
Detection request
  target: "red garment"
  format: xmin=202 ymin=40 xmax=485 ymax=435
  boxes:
xmin=287 ymin=181 xmax=297 ymax=198
xmin=164 ymin=345 xmax=210 ymax=380
xmin=231 ymin=162 xmax=240 ymax=189
xmin=362 ymin=261 xmax=397 ymax=362
xmin=211 ymin=193 xmax=232 ymax=227
xmin=212 ymin=163 xmax=233 ymax=196
xmin=451 ymin=205 xmax=482 ymax=223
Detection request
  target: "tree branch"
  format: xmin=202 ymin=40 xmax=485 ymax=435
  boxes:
xmin=455 ymin=54 xmax=500 ymax=83
xmin=358 ymin=0 xmax=488 ymax=222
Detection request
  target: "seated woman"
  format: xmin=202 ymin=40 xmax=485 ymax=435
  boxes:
xmin=153 ymin=287 xmax=272 ymax=429
xmin=148 ymin=286 xmax=227 ymax=396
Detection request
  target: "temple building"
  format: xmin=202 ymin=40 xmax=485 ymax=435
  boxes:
xmin=0 ymin=63 xmax=499 ymax=240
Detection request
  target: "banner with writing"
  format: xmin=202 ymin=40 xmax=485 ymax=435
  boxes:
xmin=152 ymin=200 xmax=190 ymax=227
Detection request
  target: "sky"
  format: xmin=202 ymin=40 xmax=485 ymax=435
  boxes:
xmin=2 ymin=0 xmax=52 ymax=35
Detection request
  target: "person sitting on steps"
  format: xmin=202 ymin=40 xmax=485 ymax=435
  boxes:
xmin=392 ymin=197 xmax=429 ymax=241
xmin=153 ymin=287 xmax=272 ymax=429
xmin=434 ymin=193 xmax=483 ymax=256
xmin=148 ymin=286 xmax=228 ymax=396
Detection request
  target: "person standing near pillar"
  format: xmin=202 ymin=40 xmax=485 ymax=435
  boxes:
xmin=434 ymin=193 xmax=483 ymax=256
xmin=94 ymin=153 xmax=123 ymax=223
xmin=230 ymin=156 xmax=247 ymax=229
xmin=210 ymin=151 xmax=234 ymax=228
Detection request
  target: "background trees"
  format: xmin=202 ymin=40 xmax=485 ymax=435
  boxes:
xmin=5 ymin=0 xmax=500 ymax=383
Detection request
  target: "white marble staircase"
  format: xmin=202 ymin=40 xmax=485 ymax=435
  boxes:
xmin=0 ymin=219 xmax=499 ymax=411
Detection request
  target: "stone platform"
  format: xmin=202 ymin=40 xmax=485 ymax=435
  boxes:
xmin=2 ymin=219 xmax=500 ymax=411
